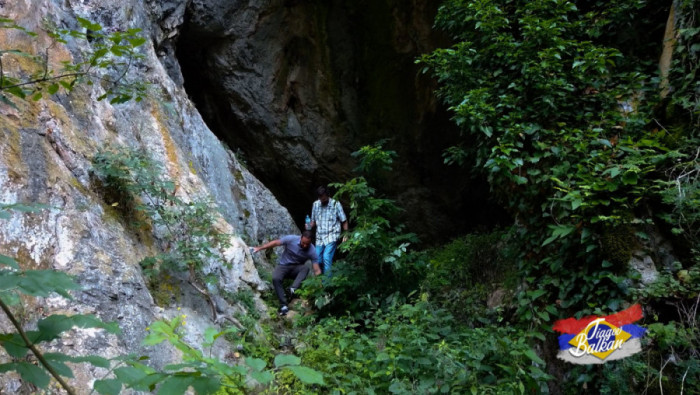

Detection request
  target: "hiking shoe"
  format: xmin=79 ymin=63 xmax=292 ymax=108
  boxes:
xmin=278 ymin=305 xmax=289 ymax=316
xmin=288 ymin=287 xmax=297 ymax=299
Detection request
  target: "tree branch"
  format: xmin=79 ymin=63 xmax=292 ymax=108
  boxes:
xmin=0 ymin=297 xmax=76 ymax=395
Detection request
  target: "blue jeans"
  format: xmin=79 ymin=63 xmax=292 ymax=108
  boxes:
xmin=316 ymin=241 xmax=337 ymax=277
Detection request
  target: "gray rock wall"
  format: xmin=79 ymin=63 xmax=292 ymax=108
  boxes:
xmin=0 ymin=0 xmax=296 ymax=391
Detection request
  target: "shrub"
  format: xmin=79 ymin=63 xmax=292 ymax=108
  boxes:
xmin=298 ymin=299 xmax=550 ymax=393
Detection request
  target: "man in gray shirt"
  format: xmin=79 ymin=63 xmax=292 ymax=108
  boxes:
xmin=253 ymin=230 xmax=319 ymax=315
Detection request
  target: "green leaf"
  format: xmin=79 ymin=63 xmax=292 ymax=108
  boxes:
xmin=528 ymin=289 xmax=547 ymax=301
xmin=5 ymin=86 xmax=26 ymax=99
xmin=286 ymin=366 xmax=325 ymax=385
xmin=250 ymin=371 xmax=273 ymax=385
xmin=16 ymin=362 xmax=51 ymax=388
xmin=114 ymin=366 xmax=148 ymax=385
xmin=44 ymin=352 xmax=111 ymax=368
xmin=16 ymin=270 xmax=79 ymax=298
xmin=0 ymin=290 xmax=21 ymax=306
xmin=110 ymin=46 xmax=124 ymax=56
xmin=0 ymin=254 xmax=19 ymax=269
xmin=8 ymin=203 xmax=50 ymax=212
xmin=622 ymin=171 xmax=638 ymax=185
xmin=142 ymin=330 xmax=168 ymax=346
xmin=109 ymin=95 xmax=132 ymax=104
xmin=128 ymin=37 xmax=147 ymax=47
xmin=541 ymin=234 xmax=558 ymax=247
xmin=46 ymin=360 xmax=73 ymax=378
xmin=2 ymin=333 xmax=29 ymax=358
xmin=130 ymin=373 xmax=167 ymax=391
xmin=47 ymin=83 xmax=59 ymax=95
xmin=524 ymin=349 xmax=545 ymax=365
xmin=245 ymin=357 xmax=266 ymax=372
xmin=190 ymin=377 xmax=221 ymax=394
xmin=157 ymin=375 xmax=193 ymax=395
xmin=274 ymin=354 xmax=301 ymax=368
xmin=76 ymin=17 xmax=102 ymax=32
xmin=35 ymin=314 xmax=120 ymax=343
xmin=571 ymin=198 xmax=583 ymax=210
xmin=203 ymin=327 xmax=218 ymax=347
xmin=94 ymin=378 xmax=123 ymax=395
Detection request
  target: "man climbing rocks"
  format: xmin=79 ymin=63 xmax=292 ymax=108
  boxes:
xmin=252 ymin=230 xmax=319 ymax=315
xmin=309 ymin=186 xmax=348 ymax=278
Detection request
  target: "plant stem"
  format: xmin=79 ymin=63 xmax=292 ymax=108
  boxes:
xmin=0 ymin=297 xmax=77 ymax=395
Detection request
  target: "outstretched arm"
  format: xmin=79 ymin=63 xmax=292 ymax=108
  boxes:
xmin=253 ymin=239 xmax=282 ymax=253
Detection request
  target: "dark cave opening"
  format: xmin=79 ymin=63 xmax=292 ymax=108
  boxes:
xmin=173 ymin=0 xmax=511 ymax=244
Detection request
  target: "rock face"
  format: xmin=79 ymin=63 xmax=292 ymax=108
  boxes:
xmin=0 ymin=0 xmax=296 ymax=391
xmin=176 ymin=0 xmax=505 ymax=240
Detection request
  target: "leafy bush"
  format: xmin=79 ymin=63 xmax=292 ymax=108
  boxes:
xmin=302 ymin=143 xmax=427 ymax=314
xmin=78 ymin=315 xmax=324 ymax=394
xmin=298 ymin=299 xmax=550 ymax=394
xmin=423 ymin=231 xmax=516 ymax=324
xmin=416 ymin=0 xmax=697 ymax=329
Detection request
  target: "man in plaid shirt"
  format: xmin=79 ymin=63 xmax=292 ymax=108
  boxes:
xmin=309 ymin=186 xmax=348 ymax=277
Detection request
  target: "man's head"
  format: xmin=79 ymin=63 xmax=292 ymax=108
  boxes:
xmin=316 ymin=186 xmax=329 ymax=206
xmin=300 ymin=230 xmax=313 ymax=249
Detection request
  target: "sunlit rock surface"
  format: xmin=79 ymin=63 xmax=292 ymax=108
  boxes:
xmin=0 ymin=0 xmax=295 ymax=391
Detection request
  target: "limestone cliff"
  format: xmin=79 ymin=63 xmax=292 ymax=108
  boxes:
xmin=0 ymin=0 xmax=295 ymax=391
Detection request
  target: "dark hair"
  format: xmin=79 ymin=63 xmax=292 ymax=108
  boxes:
xmin=316 ymin=185 xmax=329 ymax=197
xmin=301 ymin=230 xmax=313 ymax=239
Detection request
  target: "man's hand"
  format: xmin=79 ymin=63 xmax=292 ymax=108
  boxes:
xmin=313 ymin=263 xmax=322 ymax=276
xmin=341 ymin=221 xmax=349 ymax=243
xmin=251 ymin=239 xmax=282 ymax=254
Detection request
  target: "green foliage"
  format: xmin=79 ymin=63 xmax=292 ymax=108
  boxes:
xmin=298 ymin=299 xmax=550 ymax=394
xmin=351 ymin=140 xmax=397 ymax=174
xmin=0 ymin=17 xmax=147 ymax=107
xmin=99 ymin=315 xmax=323 ymax=394
xmin=417 ymin=0 xmax=695 ymax=322
xmin=665 ymin=0 xmax=700 ymax=136
xmin=225 ymin=289 xmax=261 ymax=320
xmin=309 ymin=143 xmax=425 ymax=314
xmin=422 ymin=231 xmax=516 ymax=325
xmin=658 ymin=149 xmax=700 ymax=254
xmin=414 ymin=2 xmax=700 ymax=392
xmin=92 ymin=146 xmax=231 ymax=295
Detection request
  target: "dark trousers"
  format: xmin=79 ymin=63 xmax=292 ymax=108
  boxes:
xmin=272 ymin=264 xmax=309 ymax=305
